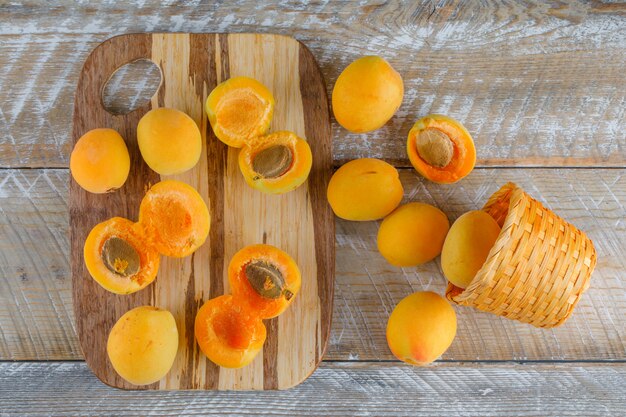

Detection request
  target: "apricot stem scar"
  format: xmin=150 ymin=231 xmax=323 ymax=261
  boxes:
xmin=252 ymin=145 xmax=293 ymax=179
xmin=415 ymin=128 xmax=453 ymax=168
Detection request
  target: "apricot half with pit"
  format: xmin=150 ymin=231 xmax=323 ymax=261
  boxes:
xmin=107 ymin=306 xmax=178 ymax=385
xmin=327 ymin=158 xmax=403 ymax=221
xmin=386 ymin=291 xmax=457 ymax=366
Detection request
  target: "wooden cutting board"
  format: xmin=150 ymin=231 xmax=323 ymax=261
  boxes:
xmin=70 ymin=33 xmax=334 ymax=390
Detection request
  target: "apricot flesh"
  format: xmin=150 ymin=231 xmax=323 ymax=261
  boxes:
xmin=327 ymin=158 xmax=403 ymax=221
xmin=70 ymin=128 xmax=130 ymax=194
xmin=332 ymin=56 xmax=403 ymax=133
xmin=387 ymin=291 xmax=457 ymax=366
xmin=137 ymin=107 xmax=202 ymax=175
xmin=377 ymin=202 xmax=450 ymax=267
xmin=107 ymin=306 xmax=178 ymax=385
xmin=441 ymin=210 xmax=501 ymax=289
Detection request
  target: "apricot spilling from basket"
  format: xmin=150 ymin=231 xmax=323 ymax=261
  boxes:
xmin=441 ymin=210 xmax=501 ymax=289
xmin=327 ymin=158 xmax=403 ymax=221
xmin=238 ymin=131 xmax=312 ymax=194
xmin=377 ymin=202 xmax=450 ymax=267
xmin=332 ymin=56 xmax=403 ymax=133
xmin=195 ymin=295 xmax=267 ymax=369
xmin=407 ymin=114 xmax=476 ymax=184
xmin=137 ymin=107 xmax=202 ymax=175
xmin=107 ymin=306 xmax=179 ymax=385
xmin=70 ymin=128 xmax=130 ymax=194
xmin=206 ymin=76 xmax=275 ymax=148
xmin=387 ymin=291 xmax=457 ymax=366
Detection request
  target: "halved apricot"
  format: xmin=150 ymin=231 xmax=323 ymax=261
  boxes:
xmin=206 ymin=76 xmax=274 ymax=148
xmin=238 ymin=131 xmax=312 ymax=194
xmin=138 ymin=180 xmax=210 ymax=258
xmin=195 ymin=295 xmax=267 ymax=369
xmin=228 ymin=244 xmax=301 ymax=319
xmin=84 ymin=217 xmax=160 ymax=295
xmin=407 ymin=114 xmax=476 ymax=184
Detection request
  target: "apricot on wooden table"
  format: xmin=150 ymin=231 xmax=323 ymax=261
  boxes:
xmin=70 ymin=128 xmax=130 ymax=194
xmin=407 ymin=114 xmax=476 ymax=184
xmin=107 ymin=306 xmax=179 ymax=385
xmin=137 ymin=107 xmax=202 ymax=175
xmin=441 ymin=210 xmax=501 ymax=289
xmin=195 ymin=295 xmax=267 ymax=369
xmin=238 ymin=130 xmax=312 ymax=194
xmin=84 ymin=217 xmax=160 ymax=295
xmin=206 ymin=76 xmax=275 ymax=148
xmin=327 ymin=158 xmax=403 ymax=221
xmin=332 ymin=56 xmax=403 ymax=133
xmin=387 ymin=291 xmax=457 ymax=366
xmin=377 ymin=202 xmax=450 ymax=267
xmin=228 ymin=244 xmax=301 ymax=319
xmin=138 ymin=180 xmax=210 ymax=258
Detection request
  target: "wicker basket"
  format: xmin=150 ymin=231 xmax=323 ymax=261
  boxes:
xmin=445 ymin=182 xmax=597 ymax=328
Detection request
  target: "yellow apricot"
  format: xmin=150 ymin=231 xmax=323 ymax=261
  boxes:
xmin=377 ymin=202 xmax=449 ymax=267
xmin=137 ymin=107 xmax=202 ymax=175
xmin=332 ymin=56 xmax=403 ymax=133
xmin=70 ymin=128 xmax=130 ymax=193
xmin=441 ymin=210 xmax=501 ymax=289
xmin=386 ymin=291 xmax=457 ymax=366
xmin=107 ymin=306 xmax=178 ymax=385
xmin=327 ymin=158 xmax=403 ymax=221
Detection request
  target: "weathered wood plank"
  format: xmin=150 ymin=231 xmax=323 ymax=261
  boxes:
xmin=1 ymin=168 xmax=624 ymax=361
xmin=0 ymin=361 xmax=624 ymax=416
xmin=0 ymin=0 xmax=625 ymax=167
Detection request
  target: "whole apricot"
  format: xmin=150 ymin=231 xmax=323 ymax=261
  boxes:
xmin=377 ymin=202 xmax=449 ymax=267
xmin=386 ymin=291 xmax=457 ymax=366
xmin=107 ymin=306 xmax=178 ymax=385
xmin=70 ymin=128 xmax=130 ymax=193
xmin=137 ymin=107 xmax=202 ymax=175
xmin=441 ymin=210 xmax=501 ymax=289
xmin=332 ymin=56 xmax=403 ymax=133
xmin=327 ymin=158 xmax=403 ymax=221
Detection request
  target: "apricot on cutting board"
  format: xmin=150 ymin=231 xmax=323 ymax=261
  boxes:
xmin=137 ymin=107 xmax=202 ymax=175
xmin=206 ymin=76 xmax=275 ymax=148
xmin=327 ymin=158 xmax=403 ymax=221
xmin=228 ymin=244 xmax=301 ymax=319
xmin=238 ymin=130 xmax=312 ymax=194
xmin=377 ymin=202 xmax=450 ymax=267
xmin=441 ymin=210 xmax=501 ymax=289
xmin=195 ymin=295 xmax=267 ymax=369
xmin=70 ymin=128 xmax=130 ymax=194
xmin=387 ymin=291 xmax=457 ymax=366
xmin=84 ymin=217 xmax=160 ymax=295
xmin=107 ymin=306 xmax=179 ymax=385
xmin=407 ymin=114 xmax=476 ymax=184
xmin=332 ymin=56 xmax=403 ymax=133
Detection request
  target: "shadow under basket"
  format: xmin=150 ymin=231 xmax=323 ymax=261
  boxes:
xmin=446 ymin=182 xmax=597 ymax=328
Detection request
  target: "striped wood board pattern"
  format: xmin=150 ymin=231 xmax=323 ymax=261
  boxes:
xmin=70 ymin=33 xmax=334 ymax=390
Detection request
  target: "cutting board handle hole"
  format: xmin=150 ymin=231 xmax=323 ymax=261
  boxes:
xmin=102 ymin=59 xmax=162 ymax=115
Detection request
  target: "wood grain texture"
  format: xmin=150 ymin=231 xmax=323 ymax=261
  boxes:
xmin=2 ymin=168 xmax=624 ymax=362
xmin=70 ymin=33 xmax=333 ymax=390
xmin=0 ymin=1 xmax=625 ymax=167
xmin=1 ymin=361 xmax=625 ymax=416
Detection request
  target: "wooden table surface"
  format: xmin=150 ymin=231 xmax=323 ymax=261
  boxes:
xmin=0 ymin=1 xmax=624 ymax=415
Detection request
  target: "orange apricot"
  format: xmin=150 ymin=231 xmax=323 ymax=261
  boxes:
xmin=407 ymin=114 xmax=476 ymax=184
xmin=84 ymin=217 xmax=160 ymax=295
xmin=206 ymin=76 xmax=275 ymax=148
xmin=238 ymin=131 xmax=312 ymax=194
xmin=332 ymin=56 xmax=403 ymax=133
xmin=138 ymin=180 xmax=210 ymax=258
xmin=327 ymin=158 xmax=403 ymax=221
xmin=228 ymin=244 xmax=301 ymax=319
xmin=195 ymin=295 xmax=267 ymax=369
xmin=70 ymin=128 xmax=130 ymax=194
xmin=137 ymin=107 xmax=202 ymax=175
xmin=386 ymin=291 xmax=457 ymax=366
